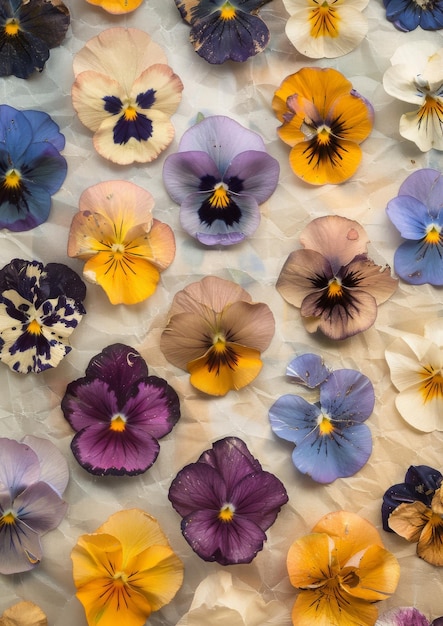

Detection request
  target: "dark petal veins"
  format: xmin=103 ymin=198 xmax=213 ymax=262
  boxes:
xmin=124 ymin=376 xmax=181 ymax=438
xmin=15 ymin=0 xmax=70 ymax=48
xmin=229 ymin=471 xmax=288 ymax=529
xmin=197 ymin=194 xmax=242 ymax=226
xmin=84 ymin=343 xmax=149 ymax=391
xmin=61 ymin=378 xmax=119 ymax=431
xmin=198 ymin=437 xmax=262 ymax=490
xmin=168 ymin=462 xmax=227 ymax=517
xmin=113 ymin=113 xmax=153 ymax=145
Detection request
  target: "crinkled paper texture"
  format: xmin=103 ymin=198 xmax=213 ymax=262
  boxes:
xmin=1 ymin=0 xmax=443 ymax=623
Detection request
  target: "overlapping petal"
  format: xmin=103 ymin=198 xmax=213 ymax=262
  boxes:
xmin=383 ymin=0 xmax=443 ymax=31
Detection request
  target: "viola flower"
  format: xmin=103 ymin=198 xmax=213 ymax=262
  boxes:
xmin=385 ymin=322 xmax=443 ymax=432
xmin=168 ymin=437 xmax=288 ymax=565
xmin=0 ymin=435 xmax=68 ymax=575
xmin=85 ymin=0 xmax=143 ymax=13
xmin=381 ymin=465 xmax=443 ymax=566
xmin=71 ymin=508 xmax=184 ymax=626
xmin=0 ymin=0 xmax=69 ymax=79
xmin=377 ymin=607 xmax=443 ymax=626
xmin=287 ymin=511 xmax=400 ymax=626
xmin=175 ymin=0 xmax=272 ymax=64
xmin=386 ymin=168 xmax=443 ymax=285
xmin=383 ymin=41 xmax=443 ymax=151
xmin=67 ymin=180 xmax=175 ymax=305
xmin=282 ymin=0 xmax=369 ymax=59
xmin=276 ymin=215 xmax=397 ymax=340
xmin=272 ymin=67 xmax=374 ymax=185
xmin=269 ymin=353 xmax=374 ymax=483
xmin=61 ymin=343 xmax=180 ymax=476
xmin=72 ymin=28 xmax=183 ymax=165
xmin=0 ymin=104 xmax=67 ymax=232
xmin=0 ymin=258 xmax=86 ymax=374
xmin=0 ymin=601 xmax=48 ymax=626
xmin=163 ymin=115 xmax=279 ymax=246
xmin=160 ymin=275 xmax=275 ymax=396
xmin=383 ymin=0 xmax=443 ymax=31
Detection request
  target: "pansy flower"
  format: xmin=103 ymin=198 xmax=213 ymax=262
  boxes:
xmin=0 ymin=105 xmax=67 ymax=232
xmin=0 ymin=435 xmax=68 ymax=575
xmin=282 ymin=0 xmax=369 ymax=59
xmin=377 ymin=607 xmax=443 ymax=626
xmin=61 ymin=343 xmax=180 ymax=476
xmin=168 ymin=436 xmax=288 ymax=565
xmin=160 ymin=275 xmax=275 ymax=396
xmin=272 ymin=67 xmax=374 ymax=185
xmin=0 ymin=601 xmax=48 ymax=626
xmin=382 ymin=465 xmax=443 ymax=566
xmin=71 ymin=508 xmax=184 ymax=626
xmin=269 ymin=353 xmax=374 ymax=483
xmin=0 ymin=0 xmax=69 ymax=79
xmin=387 ymin=168 xmax=443 ymax=285
xmin=383 ymin=0 xmax=443 ymax=31
xmin=67 ymin=180 xmax=175 ymax=305
xmin=72 ymin=28 xmax=183 ymax=165
xmin=0 ymin=258 xmax=86 ymax=374
xmin=385 ymin=321 xmax=443 ymax=432
xmin=175 ymin=0 xmax=272 ymax=64
xmin=383 ymin=41 xmax=443 ymax=151
xmin=287 ymin=511 xmax=400 ymax=625
xmin=85 ymin=0 xmax=143 ymax=13
xmin=276 ymin=215 xmax=397 ymax=340
xmin=163 ymin=115 xmax=279 ymax=246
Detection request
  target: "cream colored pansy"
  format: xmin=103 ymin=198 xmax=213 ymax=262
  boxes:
xmin=282 ymin=0 xmax=369 ymax=58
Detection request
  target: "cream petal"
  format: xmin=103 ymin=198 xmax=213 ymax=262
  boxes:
xmin=399 ymin=106 xmax=443 ymax=152
xmin=395 ymin=389 xmax=441 ymax=432
xmin=383 ymin=65 xmax=426 ymax=105
xmin=72 ymin=71 xmax=122 ymax=132
xmin=131 ymin=65 xmax=183 ymax=117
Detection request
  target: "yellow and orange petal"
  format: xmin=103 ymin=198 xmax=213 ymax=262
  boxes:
xmin=85 ymin=0 xmax=143 ymax=14
xmin=291 ymin=587 xmax=378 ymax=626
xmin=288 ymin=137 xmax=363 ymax=185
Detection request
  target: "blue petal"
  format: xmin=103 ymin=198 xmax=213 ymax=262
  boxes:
xmin=319 ymin=369 xmax=375 ymax=423
xmin=384 ymin=0 xmax=421 ymax=30
xmin=387 ymin=195 xmax=432 ymax=240
xmin=268 ymin=394 xmax=320 ymax=444
xmin=394 ymin=239 xmax=443 ymax=285
xmin=286 ymin=353 xmax=330 ymax=388
xmin=21 ymin=109 xmax=65 ymax=151
xmin=397 ymin=169 xmax=443 ymax=216
xmin=0 ymin=105 xmax=32 ymax=159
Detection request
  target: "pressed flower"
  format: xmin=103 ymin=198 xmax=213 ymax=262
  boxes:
xmin=85 ymin=0 xmax=143 ymax=13
xmin=71 ymin=508 xmax=184 ymax=626
xmin=282 ymin=0 xmax=369 ymax=59
xmin=287 ymin=511 xmax=400 ymax=626
xmin=0 ymin=435 xmax=68 ymax=575
xmin=0 ymin=258 xmax=86 ymax=374
xmin=387 ymin=168 xmax=443 ymax=285
xmin=61 ymin=343 xmax=180 ymax=476
xmin=0 ymin=0 xmax=69 ymax=78
xmin=385 ymin=322 xmax=443 ymax=432
xmin=72 ymin=28 xmax=183 ymax=165
xmin=0 ymin=601 xmax=47 ymax=626
xmin=269 ymin=353 xmax=374 ymax=483
xmin=383 ymin=41 xmax=443 ymax=151
xmin=67 ymin=180 xmax=175 ymax=305
xmin=376 ymin=607 xmax=443 ymax=626
xmin=382 ymin=465 xmax=443 ymax=566
xmin=276 ymin=216 xmax=397 ymax=340
xmin=160 ymin=275 xmax=275 ymax=396
xmin=168 ymin=436 xmax=288 ymax=565
xmin=163 ymin=115 xmax=279 ymax=246
xmin=175 ymin=0 xmax=272 ymax=64
xmin=176 ymin=570 xmax=291 ymax=625
xmin=0 ymin=105 xmax=67 ymax=232
xmin=272 ymin=67 xmax=374 ymax=185
xmin=383 ymin=0 xmax=443 ymax=31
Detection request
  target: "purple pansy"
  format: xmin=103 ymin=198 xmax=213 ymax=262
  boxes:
xmin=377 ymin=607 xmax=443 ymax=625
xmin=387 ymin=169 xmax=443 ymax=285
xmin=61 ymin=343 xmax=180 ymax=476
xmin=163 ymin=115 xmax=279 ymax=246
xmin=174 ymin=0 xmax=272 ymax=64
xmin=0 ymin=258 xmax=86 ymax=374
xmin=0 ymin=435 xmax=68 ymax=575
xmin=383 ymin=0 xmax=443 ymax=31
xmin=269 ymin=353 xmax=374 ymax=484
xmin=168 ymin=436 xmax=288 ymax=565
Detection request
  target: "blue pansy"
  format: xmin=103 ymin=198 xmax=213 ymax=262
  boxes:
xmin=0 ymin=105 xmax=67 ymax=232
xmin=269 ymin=353 xmax=374 ymax=484
xmin=383 ymin=0 xmax=443 ymax=31
xmin=386 ymin=168 xmax=443 ymax=285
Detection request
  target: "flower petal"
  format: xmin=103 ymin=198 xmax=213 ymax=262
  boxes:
xmin=0 ymin=438 xmax=40 ymax=499
xmin=291 ymin=588 xmax=378 ymax=626
xmin=286 ymin=353 xmax=330 ymax=387
xmin=21 ymin=435 xmax=69 ymax=496
xmin=319 ymin=369 xmax=375 ymax=423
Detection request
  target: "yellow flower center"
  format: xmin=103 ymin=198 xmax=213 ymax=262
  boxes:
xmin=209 ymin=183 xmax=230 ymax=209
xmin=113 ymin=570 xmax=129 ymax=584
xmin=318 ymin=414 xmax=334 ymax=435
xmin=3 ymin=169 xmax=21 ymax=189
xmin=418 ymin=95 xmax=443 ymax=130
xmin=27 ymin=319 xmax=42 ymax=335
xmin=123 ymin=105 xmax=138 ymax=121
xmin=327 ymin=277 xmax=342 ymax=298
xmin=218 ymin=503 xmax=235 ymax=522
xmin=110 ymin=414 xmax=127 ymax=432
xmin=220 ymin=2 xmax=236 ymax=19
xmin=309 ymin=1 xmax=340 ymax=39
xmin=419 ymin=364 xmax=443 ymax=403
xmin=4 ymin=18 xmax=20 ymax=36
xmin=425 ymin=224 xmax=441 ymax=245
xmin=0 ymin=511 xmax=16 ymax=526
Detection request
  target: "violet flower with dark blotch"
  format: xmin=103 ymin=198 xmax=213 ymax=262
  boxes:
xmin=0 ymin=435 xmax=68 ymax=575
xmin=0 ymin=258 xmax=86 ymax=374
xmin=62 ymin=343 xmax=180 ymax=477
xmin=163 ymin=115 xmax=279 ymax=246
xmin=168 ymin=436 xmax=288 ymax=565
xmin=269 ymin=353 xmax=374 ymax=484
xmin=383 ymin=0 xmax=443 ymax=31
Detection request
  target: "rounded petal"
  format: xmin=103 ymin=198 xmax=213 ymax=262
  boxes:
xmin=163 ymin=150 xmax=221 ymax=204
xmin=277 ymin=248 xmax=333 ymax=309
xmin=287 ymin=531 xmax=333 ymax=588
xmin=376 ymin=607 xmax=430 ymax=626
xmin=286 ymin=353 xmax=330 ymax=387
xmin=386 ymin=195 xmax=430 ymax=240
xmin=169 ymin=462 xmax=227 ymax=518
xmin=341 ymin=544 xmax=400 ymax=601
xmin=132 ymin=64 xmax=183 ymax=117
xmin=13 ymin=481 xmax=67 ymax=535
xmin=0 ymin=516 xmax=42 ymax=574
xmin=21 ymin=109 xmax=66 ymax=151
xmin=0 ymin=438 xmax=40 ymax=499
xmin=291 ymin=588 xmax=378 ymax=626
xmin=319 ymin=369 xmax=375 ymax=423
xmin=21 ymin=434 xmax=69 ymax=496
xmin=72 ymin=70 xmax=122 ymax=133
xmin=397 ymin=168 xmax=443 ymax=212
xmin=224 ymin=150 xmax=280 ymax=204
xmin=269 ymin=394 xmax=320 ymax=444
xmin=288 ymin=137 xmax=363 ymax=185
xmin=85 ymin=0 xmax=144 ymax=13
xmin=394 ymin=240 xmax=443 ymax=286
xmin=230 ymin=470 xmax=288 ymax=529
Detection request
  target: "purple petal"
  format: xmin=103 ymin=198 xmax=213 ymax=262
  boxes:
xmin=376 ymin=607 xmax=430 ymax=626
xmin=386 ymin=195 xmax=432 ymax=240
xmin=162 ymin=150 xmax=220 ymax=204
xmin=62 ymin=378 xmax=120 ymax=431
xmin=0 ymin=438 xmax=40 ymax=499
xmin=0 ymin=512 xmax=42 ymax=574
xmin=169 ymin=463 xmax=227 ymax=517
xmin=21 ymin=435 xmax=69 ymax=496
xmin=398 ymin=168 xmax=443 ymax=215
xmin=198 ymin=437 xmax=262 ymax=492
xmin=84 ymin=343 xmax=149 ymax=391
xmin=224 ymin=150 xmax=279 ymax=204
xmin=286 ymin=353 xmax=330 ymax=387
xmin=319 ymin=369 xmax=375 ymax=423
xmin=229 ymin=471 xmax=288 ymax=530
xmin=14 ymin=481 xmax=67 ymax=534
xmin=181 ymin=508 xmax=267 ymax=565
xmin=394 ymin=240 xmax=443 ymax=286
xmin=269 ymin=394 xmax=320 ymax=444
xmin=123 ymin=376 xmax=180 ymax=438
xmin=70 ymin=424 xmax=160 ymax=476
xmin=197 ymin=231 xmax=246 ymax=246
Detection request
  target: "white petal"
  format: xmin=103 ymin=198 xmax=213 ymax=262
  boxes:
xmin=21 ymin=435 xmax=69 ymax=496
